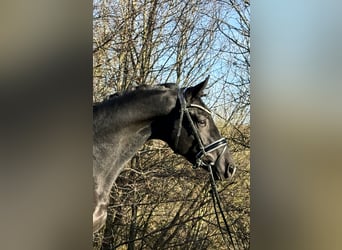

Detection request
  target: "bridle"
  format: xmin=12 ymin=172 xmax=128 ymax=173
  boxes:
xmin=174 ymin=87 xmax=237 ymax=248
xmin=174 ymin=87 xmax=228 ymax=171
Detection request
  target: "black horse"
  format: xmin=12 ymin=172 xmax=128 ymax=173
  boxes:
xmin=93 ymin=77 xmax=236 ymax=233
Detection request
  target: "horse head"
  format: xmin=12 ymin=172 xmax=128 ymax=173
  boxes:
xmin=158 ymin=77 xmax=236 ymax=180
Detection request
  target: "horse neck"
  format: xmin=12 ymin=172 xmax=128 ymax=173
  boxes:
xmin=93 ymin=88 xmax=177 ymax=138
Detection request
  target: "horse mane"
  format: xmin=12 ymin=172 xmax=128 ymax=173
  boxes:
xmin=93 ymin=83 xmax=177 ymax=110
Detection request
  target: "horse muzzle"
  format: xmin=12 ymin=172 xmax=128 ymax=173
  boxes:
xmin=194 ymin=138 xmax=236 ymax=181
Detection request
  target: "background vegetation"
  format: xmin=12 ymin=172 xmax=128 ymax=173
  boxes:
xmin=93 ymin=0 xmax=250 ymax=249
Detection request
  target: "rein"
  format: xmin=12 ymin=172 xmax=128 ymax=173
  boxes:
xmin=209 ymin=165 xmax=237 ymax=249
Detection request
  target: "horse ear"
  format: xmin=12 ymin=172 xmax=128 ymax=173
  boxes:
xmin=185 ymin=76 xmax=210 ymax=100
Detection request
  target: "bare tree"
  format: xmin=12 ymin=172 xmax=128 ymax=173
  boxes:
xmin=93 ymin=0 xmax=250 ymax=249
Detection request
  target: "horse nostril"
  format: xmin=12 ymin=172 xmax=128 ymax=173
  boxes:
xmin=230 ymin=165 xmax=236 ymax=177
xmin=225 ymin=164 xmax=236 ymax=179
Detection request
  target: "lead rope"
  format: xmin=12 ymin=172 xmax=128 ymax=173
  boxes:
xmin=208 ymin=165 xmax=237 ymax=250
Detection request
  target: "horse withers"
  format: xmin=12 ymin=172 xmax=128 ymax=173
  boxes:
xmin=93 ymin=77 xmax=236 ymax=233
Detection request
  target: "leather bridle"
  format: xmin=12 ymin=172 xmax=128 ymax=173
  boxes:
xmin=174 ymin=87 xmax=237 ymax=248
xmin=174 ymin=87 xmax=229 ymax=170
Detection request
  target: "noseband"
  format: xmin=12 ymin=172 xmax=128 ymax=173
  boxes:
xmin=174 ymin=88 xmax=228 ymax=169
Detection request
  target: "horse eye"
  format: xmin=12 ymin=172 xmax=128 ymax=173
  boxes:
xmin=198 ymin=119 xmax=207 ymax=127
